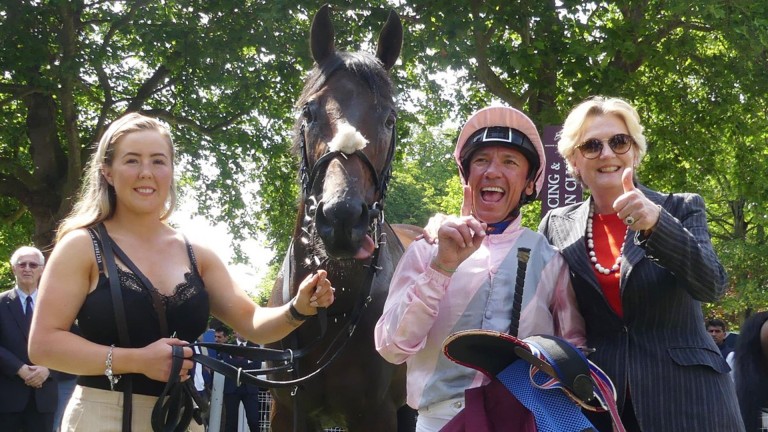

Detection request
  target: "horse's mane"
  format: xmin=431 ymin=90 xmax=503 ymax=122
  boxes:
xmin=733 ymin=310 xmax=768 ymax=431
xmin=292 ymin=50 xmax=395 ymax=155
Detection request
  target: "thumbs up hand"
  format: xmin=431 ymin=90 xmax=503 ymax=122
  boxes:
xmin=612 ymin=168 xmax=661 ymax=233
xmin=621 ymin=167 xmax=636 ymax=194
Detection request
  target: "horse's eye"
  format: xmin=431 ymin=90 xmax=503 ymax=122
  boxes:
xmin=302 ymin=105 xmax=315 ymax=124
xmin=384 ymin=111 xmax=396 ymax=129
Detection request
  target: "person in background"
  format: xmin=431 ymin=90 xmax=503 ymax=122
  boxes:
xmin=707 ymin=318 xmax=734 ymax=359
xmin=199 ymin=318 xmax=220 ymax=390
xmin=0 ymin=246 xmax=57 ymax=431
xmin=28 ymin=112 xmax=335 ymax=431
xmin=725 ymin=329 xmax=740 ymax=353
xmin=375 ymin=105 xmax=584 ymax=431
xmin=220 ymin=331 xmax=261 ymax=432
xmin=539 ymin=96 xmax=743 ymax=431
xmin=214 ymin=327 xmax=230 ymax=345
xmin=733 ymin=311 xmax=768 ymax=431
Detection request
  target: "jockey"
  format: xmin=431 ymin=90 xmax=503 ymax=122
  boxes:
xmin=375 ymin=105 xmax=586 ymax=431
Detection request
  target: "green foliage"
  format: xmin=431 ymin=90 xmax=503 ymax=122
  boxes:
xmin=706 ymin=239 xmax=768 ymax=330
xmin=0 ymin=0 xmax=392 ymax=255
xmin=402 ymin=0 xmax=768 ymax=321
xmin=2 ymin=1 xmax=768 ymax=321
xmin=387 ymin=126 xmax=462 ymax=225
xmin=0 ymin=199 xmax=34 ymax=291
xmin=255 ymin=261 xmax=282 ymax=306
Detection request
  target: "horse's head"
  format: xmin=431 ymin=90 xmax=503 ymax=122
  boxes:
xmin=294 ymin=5 xmax=402 ymax=261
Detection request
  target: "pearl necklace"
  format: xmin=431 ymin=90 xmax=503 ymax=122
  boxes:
xmin=586 ymin=204 xmax=628 ymax=275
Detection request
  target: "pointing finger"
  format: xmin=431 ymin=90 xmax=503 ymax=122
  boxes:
xmin=460 ymin=185 xmax=472 ymax=217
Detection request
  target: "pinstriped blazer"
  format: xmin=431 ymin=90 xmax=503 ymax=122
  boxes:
xmin=539 ymin=184 xmax=744 ymax=432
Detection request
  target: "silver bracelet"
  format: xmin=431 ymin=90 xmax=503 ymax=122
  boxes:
xmin=105 ymin=344 xmax=121 ymax=391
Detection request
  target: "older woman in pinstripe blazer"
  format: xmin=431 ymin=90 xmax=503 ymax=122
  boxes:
xmin=538 ymin=96 xmax=744 ymax=431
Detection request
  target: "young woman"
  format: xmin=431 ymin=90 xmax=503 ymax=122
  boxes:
xmin=29 ymin=113 xmax=334 ymax=431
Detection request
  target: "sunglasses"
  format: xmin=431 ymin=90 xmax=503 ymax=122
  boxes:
xmin=16 ymin=262 xmax=41 ymax=269
xmin=577 ymin=134 xmax=635 ymax=159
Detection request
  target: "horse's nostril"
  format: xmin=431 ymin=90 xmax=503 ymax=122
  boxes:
xmin=315 ymin=199 xmax=370 ymax=258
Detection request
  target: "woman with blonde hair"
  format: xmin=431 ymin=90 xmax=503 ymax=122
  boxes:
xmin=539 ymin=96 xmax=743 ymax=431
xmin=29 ymin=112 xmax=335 ymax=431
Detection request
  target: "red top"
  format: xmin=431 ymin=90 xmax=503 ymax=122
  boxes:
xmin=590 ymin=212 xmax=626 ymax=318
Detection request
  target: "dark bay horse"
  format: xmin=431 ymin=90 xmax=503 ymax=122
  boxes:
xmin=268 ymin=5 xmax=413 ymax=432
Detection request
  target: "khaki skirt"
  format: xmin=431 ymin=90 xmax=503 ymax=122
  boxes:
xmin=62 ymin=385 xmax=203 ymax=432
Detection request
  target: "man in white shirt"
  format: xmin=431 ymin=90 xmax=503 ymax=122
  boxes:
xmin=0 ymin=246 xmax=57 ymax=431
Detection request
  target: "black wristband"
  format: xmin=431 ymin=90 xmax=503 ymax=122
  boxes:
xmin=289 ymin=302 xmax=312 ymax=321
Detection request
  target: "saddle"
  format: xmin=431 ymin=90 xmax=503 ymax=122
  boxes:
xmin=441 ymin=330 xmax=625 ymax=432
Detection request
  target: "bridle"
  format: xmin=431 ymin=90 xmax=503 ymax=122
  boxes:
xmin=160 ymin=108 xmax=399 ymax=397
xmin=281 ymin=105 xmax=398 ymax=363
xmin=297 ymin=108 xmax=397 ymax=229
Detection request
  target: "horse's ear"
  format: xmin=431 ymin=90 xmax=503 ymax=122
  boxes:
xmin=311 ymin=4 xmax=335 ymax=65
xmin=376 ymin=10 xmax=403 ymax=71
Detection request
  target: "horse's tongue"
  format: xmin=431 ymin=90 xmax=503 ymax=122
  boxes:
xmin=354 ymin=235 xmax=375 ymax=260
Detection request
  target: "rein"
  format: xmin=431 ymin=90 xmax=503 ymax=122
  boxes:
xmin=177 ymin=231 xmax=385 ymax=391
xmin=287 ymin=107 xmax=396 ymax=356
xmin=154 ymin=108 xmax=399 ymax=417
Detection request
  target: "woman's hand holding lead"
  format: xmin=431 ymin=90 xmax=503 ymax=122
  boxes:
xmin=140 ymin=338 xmax=194 ymax=383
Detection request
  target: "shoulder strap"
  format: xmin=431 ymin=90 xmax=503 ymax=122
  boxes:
xmin=97 ymin=224 xmax=132 ymax=346
xmin=509 ymin=248 xmax=531 ymax=337
xmin=86 ymin=227 xmax=106 ymax=275
xmin=181 ymin=234 xmax=202 ymax=279
xmin=96 ymin=223 xmax=133 ymax=432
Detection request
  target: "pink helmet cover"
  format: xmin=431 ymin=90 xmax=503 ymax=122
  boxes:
xmin=454 ymin=106 xmax=546 ymax=199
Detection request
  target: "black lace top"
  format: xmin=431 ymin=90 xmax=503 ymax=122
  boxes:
xmin=76 ymin=227 xmax=210 ymax=396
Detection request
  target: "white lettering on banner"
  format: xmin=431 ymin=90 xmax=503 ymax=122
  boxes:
xmin=565 ymin=176 xmax=578 ymax=191
xmin=541 ymin=125 xmax=583 ymax=216
xmin=547 ymin=182 xmax=559 ymax=208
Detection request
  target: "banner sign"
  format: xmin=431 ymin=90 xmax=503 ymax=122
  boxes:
xmin=541 ymin=125 xmax=583 ymax=218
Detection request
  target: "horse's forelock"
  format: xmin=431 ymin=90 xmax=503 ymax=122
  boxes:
xmin=292 ymin=51 xmax=394 ymax=156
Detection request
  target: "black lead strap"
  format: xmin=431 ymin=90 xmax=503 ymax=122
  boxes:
xmin=97 ymin=224 xmax=199 ymax=432
xmin=92 ymin=224 xmax=343 ymax=432
xmin=96 ymin=223 xmax=134 ymax=432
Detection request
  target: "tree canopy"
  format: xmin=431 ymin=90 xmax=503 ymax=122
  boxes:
xmin=1 ymin=1 xmax=767 ymax=325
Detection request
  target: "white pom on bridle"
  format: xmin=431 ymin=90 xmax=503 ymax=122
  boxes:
xmin=328 ymin=121 xmax=368 ymax=154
